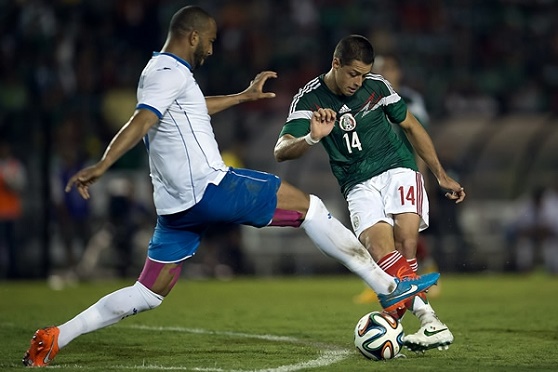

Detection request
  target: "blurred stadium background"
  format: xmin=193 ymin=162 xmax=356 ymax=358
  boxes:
xmin=1 ymin=0 xmax=557 ymax=281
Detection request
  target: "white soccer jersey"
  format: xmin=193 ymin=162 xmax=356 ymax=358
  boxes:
xmin=137 ymin=52 xmax=228 ymax=215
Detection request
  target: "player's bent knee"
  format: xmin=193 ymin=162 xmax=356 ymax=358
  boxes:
xmin=133 ymin=281 xmax=163 ymax=311
xmin=97 ymin=281 xmax=163 ymax=322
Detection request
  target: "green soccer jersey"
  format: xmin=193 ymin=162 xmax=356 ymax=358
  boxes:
xmin=280 ymin=73 xmax=417 ymax=197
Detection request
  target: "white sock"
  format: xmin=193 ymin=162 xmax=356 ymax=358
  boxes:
xmin=410 ymin=296 xmax=439 ymax=326
xmin=57 ymin=281 xmax=163 ymax=349
xmin=301 ymin=195 xmax=395 ymax=295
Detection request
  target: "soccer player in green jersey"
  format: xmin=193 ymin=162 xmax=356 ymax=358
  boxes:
xmin=353 ymin=53 xmax=441 ymax=304
xmin=274 ymin=35 xmax=466 ymax=352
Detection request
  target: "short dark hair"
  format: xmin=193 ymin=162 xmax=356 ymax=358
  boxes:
xmin=169 ymin=5 xmax=213 ymax=37
xmin=333 ymin=35 xmax=375 ymax=66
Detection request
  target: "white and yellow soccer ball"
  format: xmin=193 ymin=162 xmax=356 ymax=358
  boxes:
xmin=354 ymin=311 xmax=404 ymax=360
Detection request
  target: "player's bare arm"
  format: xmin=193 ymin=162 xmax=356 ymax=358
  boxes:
xmin=274 ymin=108 xmax=336 ymax=162
xmin=205 ymin=70 xmax=277 ymax=115
xmin=65 ymin=109 xmax=159 ymax=200
xmin=399 ymin=110 xmax=466 ymax=203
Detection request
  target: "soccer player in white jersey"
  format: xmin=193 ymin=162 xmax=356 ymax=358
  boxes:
xmin=22 ymin=7 xmax=439 ymax=367
xmin=274 ymin=35 xmax=465 ymax=352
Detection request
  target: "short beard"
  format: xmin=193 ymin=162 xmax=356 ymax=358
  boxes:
xmin=192 ymin=45 xmax=205 ymax=69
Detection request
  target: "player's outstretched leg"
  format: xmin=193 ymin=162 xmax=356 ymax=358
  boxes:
xmin=377 ymin=272 xmax=440 ymax=314
xmin=22 ymin=263 xmax=168 ymax=367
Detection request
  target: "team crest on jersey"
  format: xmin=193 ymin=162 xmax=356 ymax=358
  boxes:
xmin=339 ymin=113 xmax=356 ymax=131
xmin=352 ymin=214 xmax=360 ymax=231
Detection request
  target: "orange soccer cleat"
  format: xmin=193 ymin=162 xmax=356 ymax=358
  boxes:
xmin=22 ymin=326 xmax=60 ymax=367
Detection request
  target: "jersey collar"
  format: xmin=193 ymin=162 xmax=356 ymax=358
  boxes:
xmin=153 ymin=52 xmax=193 ymax=72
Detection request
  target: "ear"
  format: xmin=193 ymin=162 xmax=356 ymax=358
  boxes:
xmin=189 ymin=30 xmax=199 ymax=47
xmin=332 ymin=57 xmax=341 ymax=70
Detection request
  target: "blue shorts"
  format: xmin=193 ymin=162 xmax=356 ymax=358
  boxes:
xmin=148 ymin=168 xmax=281 ymax=263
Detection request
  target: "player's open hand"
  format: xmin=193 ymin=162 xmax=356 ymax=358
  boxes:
xmin=64 ymin=163 xmax=106 ymax=200
xmin=309 ymin=108 xmax=336 ymax=141
xmin=241 ymin=71 xmax=277 ymax=101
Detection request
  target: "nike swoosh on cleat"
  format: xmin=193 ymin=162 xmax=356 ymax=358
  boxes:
xmin=390 ymin=284 xmax=418 ymax=302
xmin=424 ymin=328 xmax=448 ymax=337
xmin=42 ymin=336 xmax=55 ymax=364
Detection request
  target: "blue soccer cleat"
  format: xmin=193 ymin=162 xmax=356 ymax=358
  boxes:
xmin=378 ymin=272 xmax=440 ymax=313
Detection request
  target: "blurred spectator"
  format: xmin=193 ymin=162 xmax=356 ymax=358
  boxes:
xmin=505 ymin=185 xmax=558 ymax=274
xmin=2 ymin=1 xmax=557 ymax=126
xmin=50 ymin=143 xmax=93 ymax=279
xmin=425 ymin=143 xmax=471 ymax=272
xmin=76 ymin=176 xmax=153 ymax=280
xmin=0 ymin=138 xmax=27 ymax=279
xmin=443 ymin=79 xmax=499 ymax=118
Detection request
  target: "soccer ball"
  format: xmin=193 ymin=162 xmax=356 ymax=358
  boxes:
xmin=353 ymin=311 xmax=404 ymax=360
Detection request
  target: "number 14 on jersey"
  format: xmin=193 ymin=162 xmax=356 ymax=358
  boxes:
xmin=343 ymin=132 xmax=362 ymax=153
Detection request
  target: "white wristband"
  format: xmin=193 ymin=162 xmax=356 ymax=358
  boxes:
xmin=304 ymin=133 xmax=320 ymax=146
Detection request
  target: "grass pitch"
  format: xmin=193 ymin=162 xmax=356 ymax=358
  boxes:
xmin=1 ymin=273 xmax=557 ymax=371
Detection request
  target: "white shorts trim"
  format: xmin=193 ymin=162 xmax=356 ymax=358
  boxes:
xmin=346 ymin=167 xmax=429 ymax=238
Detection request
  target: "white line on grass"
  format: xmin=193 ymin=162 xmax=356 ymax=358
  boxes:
xmin=104 ymin=324 xmax=353 ymax=372
xmin=3 ymin=322 xmax=352 ymax=371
